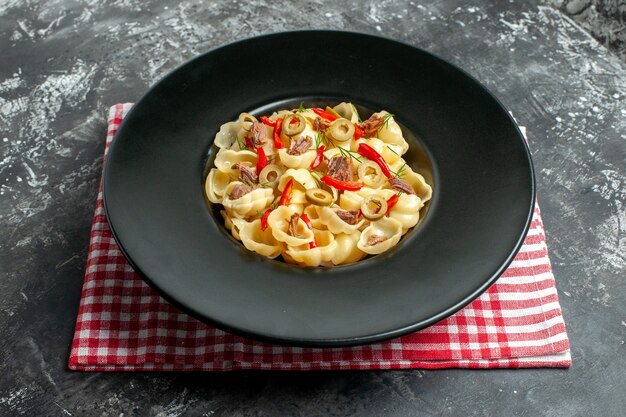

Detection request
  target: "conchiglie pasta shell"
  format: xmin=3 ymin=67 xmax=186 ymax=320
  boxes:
xmin=214 ymin=121 xmax=241 ymax=149
xmin=267 ymin=206 xmax=315 ymax=246
xmin=205 ymin=168 xmax=231 ymax=204
xmin=286 ymin=230 xmax=337 ymax=266
xmin=299 ymin=109 xmax=320 ymax=122
xmin=351 ymin=138 xmax=403 ymax=165
xmin=278 ymin=169 xmax=318 ymax=191
xmin=237 ymin=218 xmax=282 ymax=259
xmin=357 ymin=216 xmax=403 ymax=255
xmin=323 ymin=147 xmax=343 ymax=159
xmin=402 ymin=167 xmax=433 ymax=204
xmin=222 ymin=182 xmax=274 ymax=218
xmin=339 ymin=187 xmax=392 ymax=211
xmin=332 ymin=102 xmax=360 ymax=124
xmin=376 ymin=111 xmax=409 ymax=154
xmin=277 ymin=169 xmax=317 ymax=204
xmin=228 ymin=216 xmax=244 ymax=240
xmin=331 ymin=232 xmax=367 ymax=265
xmin=278 ymin=148 xmax=316 ymax=169
xmin=214 ymin=149 xmax=258 ymax=175
xmin=315 ymin=206 xmax=366 ymax=234
xmin=286 ymin=203 xmax=305 ymax=215
xmin=388 ymin=194 xmax=422 ymax=232
xmin=326 ymin=137 xmax=354 ymax=152
xmin=303 ymin=205 xmax=327 ymax=230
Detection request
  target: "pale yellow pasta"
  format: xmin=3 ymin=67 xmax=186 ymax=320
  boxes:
xmin=223 ymin=211 xmax=241 ymax=240
xmin=339 ymin=187 xmax=394 ymax=211
xmin=315 ymin=206 xmax=366 ymax=234
xmin=303 ymin=205 xmax=327 ymax=230
xmin=330 ymin=232 xmax=367 ymax=265
xmin=352 ymin=138 xmax=403 ymax=164
xmin=338 ymin=190 xmax=362 ymax=211
xmin=286 ymin=230 xmax=337 ymax=266
xmin=214 ymin=121 xmax=241 ymax=149
xmin=205 ymin=168 xmax=231 ymax=204
xmin=222 ymin=182 xmax=274 ymax=218
xmin=214 ymin=149 xmax=257 ymax=174
xmin=357 ymin=217 xmax=403 ymax=255
xmin=277 ymin=169 xmax=317 ymax=204
xmin=204 ymin=103 xmax=433 ymax=267
xmin=332 ymin=102 xmax=360 ymax=123
xmin=278 ymin=148 xmax=317 ymax=169
xmin=234 ymin=218 xmax=282 ymax=259
xmin=268 ymin=206 xmax=315 ymax=246
xmin=400 ymin=167 xmax=433 ymax=204
xmin=376 ymin=111 xmax=409 ymax=153
xmin=286 ymin=203 xmax=305 ymax=215
xmin=388 ymin=194 xmax=422 ymax=232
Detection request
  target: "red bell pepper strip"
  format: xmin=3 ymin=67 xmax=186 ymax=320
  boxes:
xmin=260 ymin=208 xmax=272 ymax=231
xmin=309 ymin=145 xmax=325 ymax=170
xmin=386 ymin=194 xmax=399 ymax=215
xmin=320 ymin=176 xmax=363 ymax=191
xmin=278 ymin=178 xmax=294 ymax=206
xmin=244 ymin=135 xmax=255 ymax=150
xmin=300 ymin=213 xmax=317 ymax=248
xmin=260 ymin=116 xmax=276 ymax=127
xmin=273 ymin=118 xmax=285 ymax=149
xmin=256 ymin=147 xmax=268 ymax=174
xmin=353 ymin=123 xmax=364 ymax=140
xmin=312 ymin=108 xmax=337 ymax=121
xmin=357 ymin=143 xmax=392 ymax=179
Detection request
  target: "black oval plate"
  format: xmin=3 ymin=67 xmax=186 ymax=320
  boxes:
xmin=104 ymin=31 xmax=534 ymax=347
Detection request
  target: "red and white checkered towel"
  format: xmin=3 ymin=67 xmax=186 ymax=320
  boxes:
xmin=69 ymin=104 xmax=571 ymax=371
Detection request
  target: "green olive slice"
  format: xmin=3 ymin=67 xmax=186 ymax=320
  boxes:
xmin=305 ymin=189 xmax=333 ymax=206
xmin=360 ymin=194 xmax=387 ymax=221
xmin=238 ymin=112 xmax=257 ymax=131
xmin=357 ymin=160 xmax=385 ymax=188
xmin=259 ymin=164 xmax=284 ymax=186
xmin=325 ymin=106 xmax=342 ymax=119
xmin=282 ymin=114 xmax=307 ymax=136
xmin=328 ymin=118 xmax=355 ymax=142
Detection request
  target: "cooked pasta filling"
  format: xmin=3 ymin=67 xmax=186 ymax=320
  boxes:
xmin=204 ymin=102 xmax=433 ymax=266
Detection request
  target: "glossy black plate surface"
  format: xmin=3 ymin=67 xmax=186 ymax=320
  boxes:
xmin=104 ymin=31 xmax=534 ymax=346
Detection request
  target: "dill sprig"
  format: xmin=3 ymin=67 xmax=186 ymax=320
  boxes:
xmin=236 ymin=135 xmax=249 ymax=150
xmin=379 ymin=113 xmax=394 ymax=131
xmin=337 ymin=146 xmax=362 ymax=163
xmin=390 ymin=162 xmax=407 ymax=178
xmin=314 ymin=131 xmax=327 ymax=150
xmin=386 ymin=145 xmax=401 ymax=157
xmin=297 ymin=101 xmax=306 ymax=113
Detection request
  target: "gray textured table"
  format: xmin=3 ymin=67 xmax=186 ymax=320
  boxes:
xmin=1 ymin=1 xmax=625 ymax=416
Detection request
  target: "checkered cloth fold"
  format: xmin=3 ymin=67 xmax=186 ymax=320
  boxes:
xmin=69 ymin=104 xmax=571 ymax=371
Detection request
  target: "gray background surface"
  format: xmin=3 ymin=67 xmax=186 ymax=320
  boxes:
xmin=1 ymin=0 xmax=625 ymax=416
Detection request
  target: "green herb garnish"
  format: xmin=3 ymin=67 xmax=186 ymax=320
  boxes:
xmin=390 ymin=162 xmax=407 ymax=178
xmin=337 ymin=146 xmax=362 ymax=163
